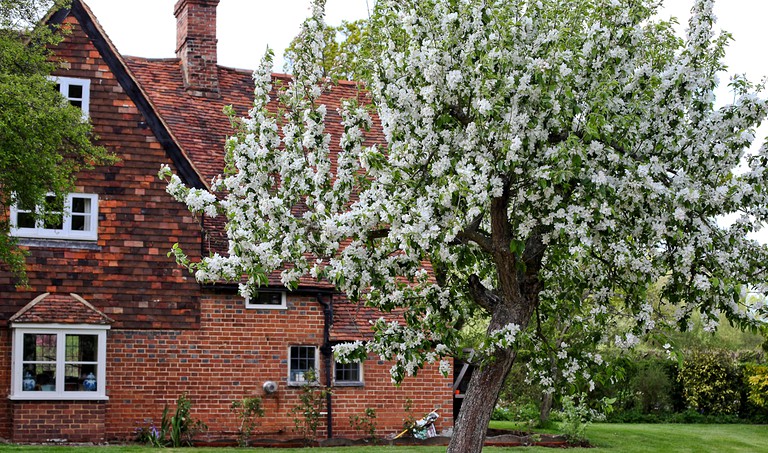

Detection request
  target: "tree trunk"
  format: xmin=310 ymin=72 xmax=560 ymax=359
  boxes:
xmin=447 ymin=347 xmax=517 ymax=453
xmin=539 ymin=354 xmax=558 ymax=425
xmin=539 ymin=391 xmax=553 ymax=425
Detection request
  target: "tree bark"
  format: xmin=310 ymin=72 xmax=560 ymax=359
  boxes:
xmin=446 ymin=190 xmax=546 ymax=453
xmin=539 ymin=354 xmax=558 ymax=425
xmin=447 ymin=347 xmax=517 ymax=453
xmin=539 ymin=391 xmax=553 ymax=425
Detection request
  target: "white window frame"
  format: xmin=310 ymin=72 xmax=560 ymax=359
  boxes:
xmin=9 ymin=324 xmax=109 ymax=401
xmin=245 ymin=291 xmax=287 ymax=310
xmin=288 ymin=345 xmax=319 ymax=386
xmin=333 ymin=360 xmax=363 ymax=386
xmin=52 ymin=76 xmax=90 ymax=117
xmin=10 ymin=193 xmax=99 ymax=241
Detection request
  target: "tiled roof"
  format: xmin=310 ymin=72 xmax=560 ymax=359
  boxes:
xmin=9 ymin=293 xmax=114 ymax=325
xmin=331 ymin=296 xmax=404 ymax=341
xmin=124 ymin=58 xmax=385 ymax=188
xmin=125 ymin=58 xmax=386 ymax=288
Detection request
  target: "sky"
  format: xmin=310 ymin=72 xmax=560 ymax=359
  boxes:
xmin=85 ymin=0 xmax=373 ymax=71
xmin=83 ymin=0 xmax=768 ymax=151
xmin=81 ymin=0 xmax=766 ymax=144
xmin=82 ymin=0 xmax=767 ymax=100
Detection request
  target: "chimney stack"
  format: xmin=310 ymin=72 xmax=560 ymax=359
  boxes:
xmin=174 ymin=0 xmax=220 ymax=97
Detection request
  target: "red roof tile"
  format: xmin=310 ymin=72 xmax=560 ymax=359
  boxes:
xmin=124 ymin=58 xmax=384 ymax=189
xmin=125 ymin=58 xmax=385 ymax=289
xmin=9 ymin=293 xmax=114 ymax=325
xmin=331 ymin=296 xmax=404 ymax=342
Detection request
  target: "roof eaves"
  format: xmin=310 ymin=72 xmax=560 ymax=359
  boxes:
xmin=70 ymin=293 xmax=115 ymax=324
xmin=8 ymin=293 xmax=50 ymax=323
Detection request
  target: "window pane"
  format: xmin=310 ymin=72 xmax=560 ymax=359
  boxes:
xmin=65 ymin=334 xmax=98 ymax=362
xmin=23 ymin=333 xmax=56 ymax=362
xmin=68 ymin=84 xmax=83 ymax=99
xmin=16 ymin=212 xmax=36 ymax=228
xmin=71 ymin=197 xmax=92 ymax=231
xmin=69 ymin=100 xmax=82 ymax=109
xmin=65 ymin=364 xmax=97 ymax=392
xmin=44 ymin=195 xmax=62 ymax=210
xmin=290 ymin=346 xmax=316 ymax=382
xmin=43 ymin=214 xmax=63 ymax=230
xmin=23 ymin=364 xmax=56 ymax=392
xmin=71 ymin=197 xmax=90 ymax=213
xmin=256 ymin=292 xmax=282 ymax=305
xmin=71 ymin=214 xmax=88 ymax=231
xmin=335 ymin=362 xmax=360 ymax=382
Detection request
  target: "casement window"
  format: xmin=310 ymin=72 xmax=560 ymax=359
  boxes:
xmin=10 ymin=193 xmax=98 ymax=241
xmin=288 ymin=345 xmax=318 ymax=385
xmin=53 ymin=76 xmax=90 ymax=116
xmin=245 ymin=291 xmax=287 ymax=310
xmin=9 ymin=325 xmax=109 ymax=400
xmin=334 ymin=360 xmax=363 ymax=386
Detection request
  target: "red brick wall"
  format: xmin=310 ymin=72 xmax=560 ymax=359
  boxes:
xmin=0 ymin=12 xmax=202 ymax=443
xmin=103 ymin=294 xmax=452 ymax=442
xmin=11 ymin=401 xmax=106 ymax=443
xmin=0 ymin=15 xmax=203 ymax=329
xmin=0 ymin=330 xmax=10 ymax=441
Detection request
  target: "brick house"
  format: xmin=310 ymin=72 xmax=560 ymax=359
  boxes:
xmin=0 ymin=0 xmax=453 ymax=444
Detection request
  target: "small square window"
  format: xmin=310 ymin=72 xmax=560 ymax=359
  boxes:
xmin=288 ymin=346 xmax=317 ymax=384
xmin=334 ymin=361 xmax=362 ymax=385
xmin=245 ymin=291 xmax=287 ymax=310
xmin=52 ymin=76 xmax=90 ymax=117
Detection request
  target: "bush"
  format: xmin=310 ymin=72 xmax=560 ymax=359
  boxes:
xmin=492 ymin=401 xmax=540 ymax=423
xmin=136 ymin=393 xmax=207 ymax=447
xmin=290 ymin=369 xmax=330 ymax=443
xmin=678 ymin=351 xmax=742 ymax=415
xmin=349 ymin=407 xmax=377 ymax=440
xmin=744 ymin=363 xmax=768 ymax=409
xmin=231 ymin=396 xmax=264 ymax=447
xmin=631 ymin=359 xmax=673 ymax=414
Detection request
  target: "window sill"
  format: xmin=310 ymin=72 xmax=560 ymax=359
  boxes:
xmin=9 ymin=394 xmax=108 ymax=401
xmin=14 ymin=238 xmax=100 ymax=251
xmin=287 ymin=381 xmax=320 ymax=387
xmin=333 ymin=381 xmax=364 ymax=387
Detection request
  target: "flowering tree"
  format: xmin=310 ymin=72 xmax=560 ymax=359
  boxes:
xmin=161 ymin=0 xmax=768 ymax=451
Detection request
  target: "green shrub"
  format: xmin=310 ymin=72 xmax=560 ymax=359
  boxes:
xmin=349 ymin=407 xmax=377 ymax=440
xmin=744 ymin=363 xmax=768 ymax=409
xmin=230 ymin=396 xmax=265 ymax=447
xmin=678 ymin=351 xmax=742 ymax=415
xmin=492 ymin=401 xmax=540 ymax=423
xmin=631 ymin=359 xmax=673 ymax=414
xmin=290 ymin=369 xmax=330 ymax=443
xmin=136 ymin=393 xmax=207 ymax=447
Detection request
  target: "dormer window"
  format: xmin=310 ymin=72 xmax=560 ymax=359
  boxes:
xmin=10 ymin=193 xmax=99 ymax=241
xmin=53 ymin=76 xmax=90 ymax=116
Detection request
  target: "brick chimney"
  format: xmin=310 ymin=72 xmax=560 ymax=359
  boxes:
xmin=174 ymin=0 xmax=220 ymax=97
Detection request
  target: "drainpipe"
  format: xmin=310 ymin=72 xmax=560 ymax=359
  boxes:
xmin=316 ymin=293 xmax=334 ymax=439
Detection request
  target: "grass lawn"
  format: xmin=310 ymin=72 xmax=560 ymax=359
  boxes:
xmin=0 ymin=424 xmax=765 ymax=452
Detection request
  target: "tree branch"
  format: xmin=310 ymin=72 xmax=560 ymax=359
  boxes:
xmin=468 ymin=274 xmax=502 ymax=312
xmin=454 ymin=213 xmax=493 ymax=253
